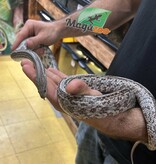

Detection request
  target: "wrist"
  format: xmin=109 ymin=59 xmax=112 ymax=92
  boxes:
xmin=54 ymin=10 xmax=90 ymax=39
xmin=54 ymin=19 xmax=67 ymax=39
xmin=84 ymin=107 xmax=148 ymax=142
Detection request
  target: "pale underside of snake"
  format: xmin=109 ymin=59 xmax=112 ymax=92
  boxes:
xmin=11 ymin=40 xmax=156 ymax=164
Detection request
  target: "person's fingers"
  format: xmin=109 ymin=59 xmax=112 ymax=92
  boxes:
xmin=48 ymin=67 xmax=67 ymax=78
xmin=21 ymin=58 xmax=33 ymax=67
xmin=20 ymin=59 xmax=101 ymax=112
xmin=46 ymin=70 xmax=62 ymax=84
xmin=20 ymin=59 xmax=63 ymax=111
xmin=26 ymin=34 xmax=45 ymax=50
xmin=45 ymin=69 xmax=64 ymax=111
xmin=66 ymin=79 xmax=102 ymax=96
xmin=11 ymin=20 xmax=33 ymax=50
xmin=12 ymin=20 xmax=43 ymax=50
xmin=45 ymin=68 xmax=66 ymax=86
xmin=11 ymin=32 xmax=26 ymax=50
xmin=14 ymin=33 xmax=44 ymax=51
xmin=21 ymin=59 xmax=66 ymax=86
xmin=21 ymin=59 xmax=36 ymax=83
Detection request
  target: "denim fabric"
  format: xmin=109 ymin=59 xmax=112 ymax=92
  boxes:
xmin=76 ymin=122 xmax=118 ymax=164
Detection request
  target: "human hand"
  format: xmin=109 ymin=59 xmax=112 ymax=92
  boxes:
xmin=21 ymin=59 xmax=102 ymax=111
xmin=21 ymin=59 xmax=147 ymax=142
xmin=12 ymin=19 xmax=63 ymax=50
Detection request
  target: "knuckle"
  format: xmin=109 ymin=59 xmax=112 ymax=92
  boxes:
xmin=25 ymin=19 xmax=33 ymax=25
xmin=25 ymin=19 xmax=37 ymax=28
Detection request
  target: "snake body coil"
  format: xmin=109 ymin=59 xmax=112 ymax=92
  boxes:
xmin=11 ymin=40 xmax=156 ymax=163
xmin=58 ymin=74 xmax=156 ymax=151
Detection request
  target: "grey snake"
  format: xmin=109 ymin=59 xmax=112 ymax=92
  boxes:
xmin=11 ymin=40 xmax=156 ymax=163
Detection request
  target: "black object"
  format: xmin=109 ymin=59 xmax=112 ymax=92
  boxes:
xmin=96 ymin=34 xmax=118 ymax=51
xmin=77 ymin=44 xmax=107 ymax=71
xmin=51 ymin=0 xmax=92 ymax=13
xmin=62 ymin=42 xmax=94 ymax=74
xmin=75 ymin=0 xmax=91 ymax=6
xmin=61 ymin=42 xmax=107 ymax=74
xmin=52 ymin=0 xmax=70 ymax=14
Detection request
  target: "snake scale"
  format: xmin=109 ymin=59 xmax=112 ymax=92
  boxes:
xmin=11 ymin=40 xmax=156 ymax=163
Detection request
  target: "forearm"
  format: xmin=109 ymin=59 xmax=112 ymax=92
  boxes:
xmin=83 ymin=107 xmax=148 ymax=142
xmin=12 ymin=0 xmax=141 ymax=49
xmin=56 ymin=0 xmax=141 ymax=39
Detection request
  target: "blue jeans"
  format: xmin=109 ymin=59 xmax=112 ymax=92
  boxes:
xmin=76 ymin=122 xmax=119 ymax=164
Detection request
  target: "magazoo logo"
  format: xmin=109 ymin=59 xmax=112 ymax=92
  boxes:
xmin=66 ymin=8 xmax=111 ymax=35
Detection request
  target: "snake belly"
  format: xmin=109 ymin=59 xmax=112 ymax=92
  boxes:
xmin=11 ymin=40 xmax=156 ymax=152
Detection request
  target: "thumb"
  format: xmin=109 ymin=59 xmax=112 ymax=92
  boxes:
xmin=65 ymin=79 xmax=102 ymax=96
xmin=26 ymin=36 xmax=40 ymax=50
xmin=26 ymin=34 xmax=44 ymax=50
